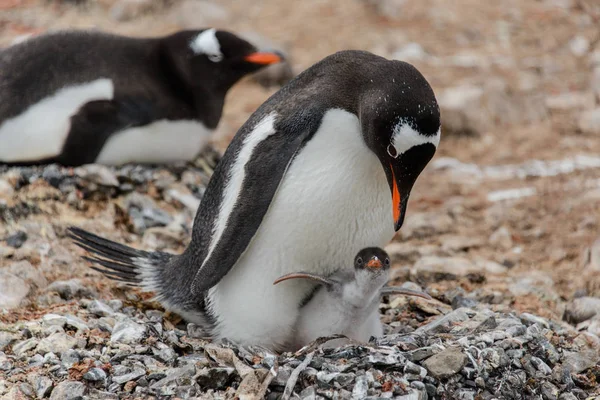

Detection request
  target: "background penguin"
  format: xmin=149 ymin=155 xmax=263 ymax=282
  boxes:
xmin=68 ymin=49 xmax=441 ymax=352
xmin=273 ymin=247 xmax=432 ymax=350
xmin=0 ymin=28 xmax=283 ymax=166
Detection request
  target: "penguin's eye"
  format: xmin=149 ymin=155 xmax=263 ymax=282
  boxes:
xmin=208 ymin=53 xmax=224 ymax=62
xmin=385 ymin=258 xmax=390 ymax=266
xmin=356 ymin=257 xmax=363 ymax=265
xmin=387 ymin=144 xmax=398 ymax=159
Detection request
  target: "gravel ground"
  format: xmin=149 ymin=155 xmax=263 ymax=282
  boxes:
xmin=2 ymin=0 xmax=600 ymax=399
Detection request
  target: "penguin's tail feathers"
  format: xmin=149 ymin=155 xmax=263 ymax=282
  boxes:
xmin=67 ymin=226 xmax=172 ymax=292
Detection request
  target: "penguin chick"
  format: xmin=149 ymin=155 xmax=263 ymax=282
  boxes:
xmin=273 ymin=247 xmax=431 ymax=350
xmin=0 ymin=28 xmax=283 ymax=166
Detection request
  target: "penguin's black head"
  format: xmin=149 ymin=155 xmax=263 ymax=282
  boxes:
xmin=163 ymin=29 xmax=284 ymax=93
xmin=354 ymin=247 xmax=391 ymax=272
xmin=358 ymin=57 xmax=441 ymax=232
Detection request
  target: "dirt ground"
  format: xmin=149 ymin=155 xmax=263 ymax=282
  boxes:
xmin=1 ymin=0 xmax=600 ymax=326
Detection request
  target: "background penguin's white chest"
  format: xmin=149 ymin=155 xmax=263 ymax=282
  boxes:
xmin=208 ymin=109 xmax=395 ymax=348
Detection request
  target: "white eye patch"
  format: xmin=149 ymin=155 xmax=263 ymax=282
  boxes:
xmin=391 ymin=119 xmax=440 ymax=157
xmin=190 ymin=28 xmax=223 ymax=62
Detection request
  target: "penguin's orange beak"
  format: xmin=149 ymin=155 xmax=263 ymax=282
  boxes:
xmin=390 ymin=163 xmax=407 ymax=232
xmin=244 ymin=52 xmax=283 ymax=65
xmin=366 ymin=257 xmax=382 ymax=269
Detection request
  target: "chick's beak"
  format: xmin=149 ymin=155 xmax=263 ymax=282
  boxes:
xmin=366 ymin=256 xmax=382 ymax=269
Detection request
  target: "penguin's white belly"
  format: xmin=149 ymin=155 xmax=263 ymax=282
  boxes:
xmin=95 ymin=120 xmax=212 ymax=165
xmin=208 ymin=109 xmax=395 ymax=349
xmin=0 ymin=79 xmax=114 ymax=162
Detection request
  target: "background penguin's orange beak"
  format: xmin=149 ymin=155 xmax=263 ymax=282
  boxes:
xmin=244 ymin=52 xmax=283 ymax=65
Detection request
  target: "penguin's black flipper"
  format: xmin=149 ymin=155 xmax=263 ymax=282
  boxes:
xmin=189 ymin=107 xmax=324 ymax=295
xmin=67 ymin=227 xmax=172 ymax=288
xmin=56 ymin=97 xmax=158 ymax=166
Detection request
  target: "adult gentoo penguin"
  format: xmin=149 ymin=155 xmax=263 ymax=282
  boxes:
xmin=68 ymin=50 xmax=441 ymax=351
xmin=0 ymin=29 xmax=283 ymax=166
xmin=273 ymin=247 xmax=432 ymax=350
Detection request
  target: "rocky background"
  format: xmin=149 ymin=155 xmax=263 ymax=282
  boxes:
xmin=1 ymin=0 xmax=600 ymax=399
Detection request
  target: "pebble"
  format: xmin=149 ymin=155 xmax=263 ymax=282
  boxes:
xmin=83 ymin=367 xmax=107 ymax=382
xmin=578 ymin=108 xmax=600 ymax=135
xmin=27 ymin=374 xmax=53 ymax=398
xmin=49 ymin=380 xmax=86 ymax=400
xmin=563 ymin=296 xmax=600 ymax=324
xmin=5 ymin=231 xmax=27 ymax=248
xmin=111 ymin=320 xmax=147 ymax=344
xmin=36 ymin=332 xmax=79 ymax=355
xmin=87 ymin=299 xmax=116 ymax=317
xmin=422 ymin=348 xmax=468 ymax=379
xmin=0 ymin=271 xmax=30 ymax=309
xmin=46 ymin=279 xmax=92 ymax=299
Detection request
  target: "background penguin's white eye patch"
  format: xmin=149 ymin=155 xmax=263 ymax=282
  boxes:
xmin=208 ymin=53 xmax=224 ymax=62
xmin=387 ymin=144 xmax=398 ymax=158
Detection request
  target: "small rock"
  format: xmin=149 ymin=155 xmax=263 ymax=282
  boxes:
xmin=540 ymin=381 xmax=559 ymax=400
xmin=74 ymin=164 xmax=119 ymax=187
xmin=545 ymin=91 xmax=595 ymax=111
xmin=563 ymin=296 xmax=600 ymax=324
xmin=42 ymin=314 xmax=67 ymax=327
xmin=561 ymin=351 xmax=597 ymax=373
xmin=437 ymin=84 xmax=487 ymax=136
xmin=111 ymin=320 xmax=146 ymax=344
xmin=84 ymin=367 xmax=107 ymax=382
xmin=5 ymin=260 xmax=47 ymax=288
xmin=0 ymin=352 xmax=13 ymax=371
xmin=578 ymin=108 xmax=600 ymax=135
xmin=112 ymin=366 xmax=146 ymax=384
xmin=0 ymin=271 xmax=30 ymax=309
xmin=36 ymin=333 xmax=79 ymax=355
xmin=0 ymin=332 xmax=17 ymax=351
xmin=27 ymin=374 xmax=53 ymax=398
xmin=401 ymin=212 xmax=453 ymax=239
xmin=5 ymin=231 xmax=27 ymax=248
xmin=87 ymin=300 xmax=115 ymax=317
xmin=12 ymin=338 xmax=38 ymax=356
xmin=46 ymin=279 xmax=92 ymax=300
xmin=110 ymin=0 xmax=158 ymax=21
xmin=125 ymin=192 xmax=173 ymax=234
xmin=169 ymin=0 xmax=230 ymax=29
xmin=64 ymin=315 xmax=89 ymax=332
xmin=49 ymin=380 xmax=86 ymax=400
xmin=422 ymin=348 xmax=468 ymax=379
xmin=489 ymin=226 xmax=513 ymax=250
xmin=392 ymin=42 xmax=427 ymax=62
xmin=569 ymin=35 xmax=590 ymax=57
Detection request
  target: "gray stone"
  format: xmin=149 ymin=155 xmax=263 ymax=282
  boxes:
xmin=27 ymin=374 xmax=53 ymax=398
xmin=416 ymin=308 xmax=470 ymax=334
xmin=579 ymin=108 xmax=600 ymax=135
xmin=112 ymin=366 xmax=146 ymax=384
xmin=87 ymin=300 xmax=115 ymax=317
xmin=0 ymin=332 xmax=17 ymax=351
xmin=110 ymin=0 xmax=158 ymax=21
xmin=540 ymin=381 xmax=559 ymax=400
xmin=49 ymin=380 xmax=86 ymax=400
xmin=422 ymin=348 xmax=468 ymax=379
xmin=84 ymin=367 xmax=107 ymax=382
xmin=111 ymin=320 xmax=146 ymax=344
xmin=46 ymin=279 xmax=92 ymax=300
xmin=60 ymin=349 xmax=80 ymax=368
xmin=74 ymin=164 xmax=119 ymax=187
xmin=0 ymin=271 xmax=30 ymax=309
xmin=12 ymin=338 xmax=38 ymax=356
xmin=5 ymin=260 xmax=46 ymax=288
xmin=36 ymin=333 xmax=78 ymax=355
xmin=351 ymin=374 xmax=368 ymax=399
xmin=564 ymin=296 xmax=600 ymax=324
xmin=151 ymin=343 xmax=177 ymax=364
xmin=64 ymin=314 xmax=89 ymax=332
xmin=561 ymin=351 xmax=597 ymax=373
xmin=0 ymin=352 xmax=13 ymax=371
xmin=42 ymin=313 xmax=67 ymax=327
xmin=5 ymin=231 xmax=27 ymax=248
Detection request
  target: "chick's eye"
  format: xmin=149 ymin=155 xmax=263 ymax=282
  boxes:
xmin=385 ymin=258 xmax=390 ymax=266
xmin=387 ymin=144 xmax=398 ymax=158
xmin=208 ymin=53 xmax=224 ymax=62
xmin=356 ymin=257 xmax=363 ymax=265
